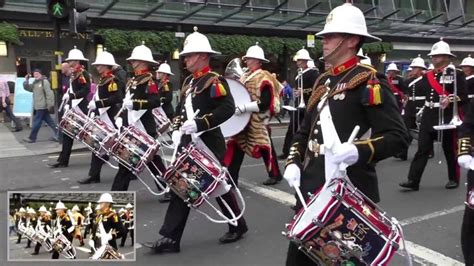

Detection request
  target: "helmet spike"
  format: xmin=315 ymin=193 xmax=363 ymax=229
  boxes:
xmin=193 ymin=26 xmax=198 ymax=32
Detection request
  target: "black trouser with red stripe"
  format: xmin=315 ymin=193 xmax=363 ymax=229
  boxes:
xmin=407 ymin=128 xmax=460 ymax=185
xmin=462 ymin=170 xmax=474 ymax=265
xmin=111 ymin=155 xmax=165 ymax=191
xmin=282 ymin=109 xmax=305 ymax=156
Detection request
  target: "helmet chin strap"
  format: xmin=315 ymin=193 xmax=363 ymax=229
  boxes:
xmin=323 ymin=37 xmax=346 ymax=63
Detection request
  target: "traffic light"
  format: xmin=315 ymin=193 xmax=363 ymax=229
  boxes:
xmin=69 ymin=0 xmax=90 ymax=33
xmin=47 ymin=0 xmax=68 ymax=20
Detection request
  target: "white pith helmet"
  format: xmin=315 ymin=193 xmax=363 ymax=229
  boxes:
xmin=179 ymin=26 xmax=220 ymax=56
xmin=65 ymin=46 xmax=89 ymax=61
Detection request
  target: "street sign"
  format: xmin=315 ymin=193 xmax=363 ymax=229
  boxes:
xmin=307 ymin=34 xmax=315 ymax=48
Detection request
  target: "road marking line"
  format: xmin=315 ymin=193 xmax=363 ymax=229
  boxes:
xmin=240 ymin=178 xmax=464 ymax=265
xmin=399 ymin=205 xmax=465 ymax=226
xmin=404 ymin=240 xmax=464 ymax=266
xmin=75 ymin=246 xmax=91 ymax=253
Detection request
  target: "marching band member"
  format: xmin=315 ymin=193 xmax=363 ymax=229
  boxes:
xmin=400 ymin=38 xmax=468 ymax=191
xmin=15 ymin=207 xmax=26 ymax=244
xmin=110 ymin=42 xmax=166 ymax=191
xmin=397 ymin=55 xmax=428 ymax=161
xmin=456 ymin=94 xmax=474 ymax=265
xmin=120 ymin=203 xmax=134 ymax=247
xmin=71 ymin=205 xmax=85 ymax=246
xmin=144 ymin=27 xmax=245 ymax=253
xmin=25 ymin=207 xmax=37 ymax=248
xmin=386 ymin=62 xmax=407 ymax=112
xmin=156 ymin=61 xmax=175 ymax=120
xmin=460 ymin=55 xmax=474 ymax=97
xmin=32 ymin=206 xmax=51 ymax=255
xmin=83 ymin=203 xmax=94 ymax=239
xmin=49 ymin=46 xmax=91 ymax=169
xmin=282 ymin=3 xmax=408 ymax=265
xmin=280 ymin=48 xmax=319 ymax=160
xmin=78 ymin=49 xmax=125 ymax=185
xmin=52 ymin=201 xmax=75 ymax=259
xmin=92 ymin=193 xmax=126 ymax=251
xmin=225 ymin=42 xmax=282 ymax=188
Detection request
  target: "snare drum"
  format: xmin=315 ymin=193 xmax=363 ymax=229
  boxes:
xmin=111 ymin=126 xmax=160 ymax=173
xmin=79 ymin=117 xmax=117 ymax=156
xmin=163 ymin=144 xmax=229 ymax=207
xmin=285 ymin=178 xmax=401 ymax=265
xmin=152 ymin=107 xmax=171 ymax=134
xmin=59 ymin=108 xmax=89 ymax=139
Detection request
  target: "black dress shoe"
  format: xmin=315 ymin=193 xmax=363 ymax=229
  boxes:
xmin=48 ymin=162 xmax=68 ymax=168
xmin=158 ymin=192 xmax=171 ymax=203
xmin=263 ymin=175 xmax=282 ymax=186
xmin=12 ymin=127 xmax=23 ymax=132
xmin=399 ymin=180 xmax=419 ymax=191
xmin=31 ymin=252 xmax=38 ymax=255
xmin=219 ymin=229 xmax=247 ymax=244
xmin=277 ymin=154 xmax=288 ymax=160
xmin=445 ymin=180 xmax=459 ymax=189
xmin=78 ymin=177 xmax=100 ymax=184
xmin=143 ymin=237 xmax=180 ymax=253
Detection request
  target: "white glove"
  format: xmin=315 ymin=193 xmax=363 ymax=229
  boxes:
xmin=123 ymin=99 xmax=133 ymax=110
xmin=87 ymin=100 xmax=96 ymax=110
xmin=171 ymin=130 xmax=182 ymax=148
xmin=235 ymin=101 xmax=260 ymax=115
xmin=283 ymin=164 xmax=301 ymax=188
xmin=332 ymin=143 xmax=359 ymax=166
xmin=458 ymin=155 xmax=473 ymax=170
xmin=181 ymin=120 xmax=198 ymax=134
xmin=62 ymin=93 xmax=70 ymax=102
xmin=115 ymin=117 xmax=123 ymax=129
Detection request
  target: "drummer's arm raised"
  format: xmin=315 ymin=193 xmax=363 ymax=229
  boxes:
xmin=195 ymin=77 xmax=235 ymax=132
xmin=354 ymin=78 xmax=408 ymax=165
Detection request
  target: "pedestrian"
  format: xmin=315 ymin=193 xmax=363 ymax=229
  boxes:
xmin=279 ymin=48 xmax=318 ymax=159
xmin=144 ymin=27 xmax=243 ymax=253
xmin=280 ymin=80 xmax=293 ymax=118
xmin=9 ymin=212 xmax=17 ymax=236
xmin=282 ymin=3 xmax=408 ymax=264
xmin=0 ymin=78 xmax=22 ymax=132
xmin=22 ymin=68 xmax=58 ymax=143
xmin=399 ymin=38 xmax=468 ymax=191
xmin=49 ymin=47 xmax=90 ymax=168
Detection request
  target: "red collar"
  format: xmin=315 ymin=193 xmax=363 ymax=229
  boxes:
xmin=193 ymin=66 xmax=211 ymax=79
xmin=134 ymin=68 xmax=150 ymax=76
xmin=160 ymin=77 xmax=169 ymax=84
xmin=432 ymin=64 xmax=449 ymax=74
xmin=73 ymin=65 xmax=83 ymax=73
xmin=330 ymin=56 xmax=358 ymax=76
xmin=102 ymin=70 xmax=113 ymax=78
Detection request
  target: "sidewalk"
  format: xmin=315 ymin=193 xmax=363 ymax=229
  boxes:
xmin=0 ymin=122 xmax=86 ymax=159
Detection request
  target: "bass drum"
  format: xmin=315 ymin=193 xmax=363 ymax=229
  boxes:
xmin=220 ymin=78 xmax=251 ymax=138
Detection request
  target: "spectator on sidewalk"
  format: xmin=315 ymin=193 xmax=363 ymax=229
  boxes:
xmin=0 ymin=78 xmax=23 ymax=131
xmin=9 ymin=212 xmax=17 ymax=236
xmin=58 ymin=63 xmax=72 ymax=143
xmin=23 ymin=69 xmax=58 ymax=143
xmin=280 ymin=80 xmax=293 ymax=118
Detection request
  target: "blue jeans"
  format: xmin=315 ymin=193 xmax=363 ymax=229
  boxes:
xmin=29 ymin=109 xmax=58 ymax=141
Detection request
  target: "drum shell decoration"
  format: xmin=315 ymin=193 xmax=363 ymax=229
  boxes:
xmin=59 ymin=109 xmax=89 ymax=139
xmin=78 ymin=117 xmax=117 ymax=156
xmin=111 ymin=126 xmax=160 ymax=173
xmin=163 ymin=144 xmax=227 ymax=207
xmin=152 ymin=108 xmax=171 ymax=134
xmin=284 ymin=179 xmax=401 ymax=265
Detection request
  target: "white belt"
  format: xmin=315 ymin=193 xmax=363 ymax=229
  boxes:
xmin=408 ymin=96 xmax=425 ymax=101
xmin=424 ymin=101 xmax=440 ymax=108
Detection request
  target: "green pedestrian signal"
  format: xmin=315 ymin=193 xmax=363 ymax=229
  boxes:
xmin=52 ymin=3 xmax=64 ymax=17
xmin=47 ymin=0 xmax=68 ymax=19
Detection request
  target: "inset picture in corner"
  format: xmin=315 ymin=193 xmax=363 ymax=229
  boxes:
xmin=8 ymin=191 xmax=135 ymax=261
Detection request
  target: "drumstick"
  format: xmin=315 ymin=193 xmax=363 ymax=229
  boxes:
xmin=294 ymin=185 xmax=308 ymax=211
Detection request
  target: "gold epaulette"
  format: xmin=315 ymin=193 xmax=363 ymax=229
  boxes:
xmin=194 ymin=72 xmax=220 ymax=95
xmin=307 ymin=71 xmax=330 ymax=111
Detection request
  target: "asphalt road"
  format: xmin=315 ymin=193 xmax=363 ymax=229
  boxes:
xmin=0 ymin=125 xmax=469 ymax=265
